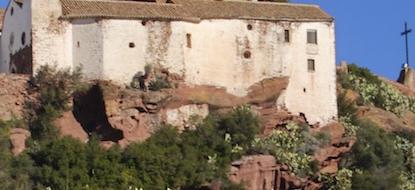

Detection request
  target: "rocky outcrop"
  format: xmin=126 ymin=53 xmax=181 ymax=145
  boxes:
xmin=314 ymin=122 xmax=355 ymax=174
xmin=357 ymin=106 xmax=415 ymax=132
xmin=229 ymin=155 xmax=321 ymax=190
xmin=165 ymin=104 xmax=209 ymax=131
xmin=0 ymin=74 xmax=34 ymax=121
xmin=9 ymin=128 xmax=31 ymax=156
xmin=229 ymin=155 xmax=277 ymax=190
xmin=54 ymin=111 xmax=88 ymax=142
xmin=257 ymin=106 xmax=306 ymax=135
xmin=70 ymin=76 xmax=288 ymax=147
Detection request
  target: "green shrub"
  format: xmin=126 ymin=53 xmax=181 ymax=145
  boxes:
xmin=342 ymin=120 xmax=404 ymax=190
xmin=218 ymin=106 xmax=260 ymax=151
xmin=322 ymin=168 xmax=353 ymax=190
xmin=251 ymin=123 xmax=325 ymax=177
xmin=341 ymin=65 xmax=415 ymax=115
xmin=337 ymin=92 xmax=357 ymax=120
xmin=30 ymin=65 xmax=87 ymax=141
xmin=148 ymin=76 xmax=171 ymax=91
xmin=32 ymin=65 xmax=86 ymax=111
xmin=347 ymin=64 xmax=382 ymax=85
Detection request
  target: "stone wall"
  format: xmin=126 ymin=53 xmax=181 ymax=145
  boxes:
xmin=31 ymin=0 xmax=73 ymax=72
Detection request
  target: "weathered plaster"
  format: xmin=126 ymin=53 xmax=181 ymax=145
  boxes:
xmin=0 ymin=0 xmax=32 ymax=73
xmin=0 ymin=0 xmax=337 ymax=125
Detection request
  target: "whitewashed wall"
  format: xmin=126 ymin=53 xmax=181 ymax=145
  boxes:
xmin=0 ymin=0 xmax=32 ymax=72
xmin=182 ymin=20 xmax=287 ymax=96
xmin=72 ymin=19 xmax=103 ymax=79
xmin=72 ymin=18 xmax=336 ymax=124
xmin=100 ymin=20 xmax=185 ymax=84
xmin=31 ymin=0 xmax=72 ymax=72
xmin=281 ymin=22 xmax=337 ymax=124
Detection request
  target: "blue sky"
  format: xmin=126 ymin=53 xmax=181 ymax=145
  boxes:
xmin=292 ymin=0 xmax=415 ymax=80
xmin=0 ymin=0 xmax=414 ymax=79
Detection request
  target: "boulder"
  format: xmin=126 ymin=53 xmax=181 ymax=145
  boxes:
xmin=229 ymin=155 xmax=277 ymax=190
xmin=9 ymin=128 xmax=31 ymax=156
xmin=54 ymin=111 xmax=88 ymax=142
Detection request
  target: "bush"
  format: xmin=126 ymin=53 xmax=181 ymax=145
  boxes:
xmin=251 ymin=123 xmax=326 ymax=177
xmin=30 ymin=65 xmax=87 ymax=141
xmin=322 ymin=168 xmax=353 ymax=190
xmin=148 ymin=76 xmax=171 ymax=91
xmin=32 ymin=65 xmax=86 ymax=111
xmin=340 ymin=64 xmax=415 ymax=115
xmin=341 ymin=120 xmax=404 ymax=190
xmin=218 ymin=106 xmax=260 ymax=151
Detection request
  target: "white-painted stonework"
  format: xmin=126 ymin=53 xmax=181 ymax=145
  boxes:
xmin=0 ymin=0 xmax=337 ymax=125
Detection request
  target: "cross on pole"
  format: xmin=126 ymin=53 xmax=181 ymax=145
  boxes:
xmin=402 ymin=22 xmax=412 ymax=68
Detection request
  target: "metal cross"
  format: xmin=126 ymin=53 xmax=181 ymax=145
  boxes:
xmin=402 ymin=22 xmax=412 ymax=67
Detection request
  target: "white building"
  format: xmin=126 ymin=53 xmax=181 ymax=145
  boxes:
xmin=0 ymin=0 xmax=337 ymax=125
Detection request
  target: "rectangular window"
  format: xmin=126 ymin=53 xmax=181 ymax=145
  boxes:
xmin=186 ymin=33 xmax=192 ymax=48
xmin=308 ymin=59 xmax=315 ymax=72
xmin=307 ymin=30 xmax=317 ymax=44
xmin=284 ymin=30 xmax=290 ymax=43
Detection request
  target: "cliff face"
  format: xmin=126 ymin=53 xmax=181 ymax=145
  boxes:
xmin=0 ymin=73 xmax=350 ymax=189
xmin=0 ymin=74 xmax=35 ymax=121
xmin=3 ymin=65 xmax=414 ymax=190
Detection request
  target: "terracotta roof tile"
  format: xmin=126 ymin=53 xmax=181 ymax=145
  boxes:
xmin=0 ymin=9 xmax=5 ymax=31
xmin=60 ymin=0 xmax=333 ymax=22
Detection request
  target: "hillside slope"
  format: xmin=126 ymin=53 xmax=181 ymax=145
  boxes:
xmin=0 ymin=64 xmax=415 ymax=189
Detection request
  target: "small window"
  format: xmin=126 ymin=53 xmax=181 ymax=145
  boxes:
xmin=186 ymin=33 xmax=192 ymax=48
xmin=284 ymin=30 xmax=290 ymax=43
xmin=247 ymin=24 xmax=253 ymax=30
xmin=141 ymin=20 xmax=147 ymax=26
xmin=129 ymin=42 xmax=135 ymax=48
xmin=21 ymin=32 xmax=26 ymax=45
xmin=307 ymin=30 xmax=317 ymax=44
xmin=244 ymin=51 xmax=252 ymax=59
xmin=77 ymin=41 xmax=80 ymax=48
xmin=307 ymin=59 xmax=315 ymax=72
xmin=10 ymin=7 xmax=14 ymax=16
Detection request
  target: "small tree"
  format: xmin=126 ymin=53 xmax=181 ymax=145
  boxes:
xmin=30 ymin=65 xmax=87 ymax=141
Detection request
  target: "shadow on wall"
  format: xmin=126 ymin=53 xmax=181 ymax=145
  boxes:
xmin=9 ymin=45 xmax=33 ymax=74
xmin=72 ymin=84 xmax=123 ymax=142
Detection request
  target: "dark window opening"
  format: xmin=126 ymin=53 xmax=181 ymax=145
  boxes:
xmin=247 ymin=24 xmax=253 ymax=30
xmin=10 ymin=7 xmax=14 ymax=16
xmin=129 ymin=42 xmax=135 ymax=48
xmin=141 ymin=20 xmax=147 ymax=26
xmin=186 ymin=33 xmax=192 ymax=48
xmin=244 ymin=51 xmax=252 ymax=59
xmin=77 ymin=41 xmax=80 ymax=48
xmin=308 ymin=59 xmax=315 ymax=72
xmin=307 ymin=30 xmax=318 ymax=44
xmin=284 ymin=30 xmax=290 ymax=43
xmin=303 ymin=88 xmax=307 ymax=93
xmin=21 ymin=32 xmax=26 ymax=45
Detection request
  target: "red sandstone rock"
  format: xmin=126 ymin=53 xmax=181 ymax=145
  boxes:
xmin=54 ymin=111 xmax=88 ymax=142
xmin=229 ymin=155 xmax=277 ymax=190
xmin=0 ymin=74 xmax=35 ymax=121
xmin=9 ymin=128 xmax=31 ymax=156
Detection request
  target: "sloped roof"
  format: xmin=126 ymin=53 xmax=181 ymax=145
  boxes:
xmin=60 ymin=0 xmax=333 ymax=22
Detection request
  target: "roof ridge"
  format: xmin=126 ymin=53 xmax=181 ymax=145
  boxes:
xmin=175 ymin=0 xmax=321 ymax=8
xmin=67 ymin=0 xmax=183 ymax=7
